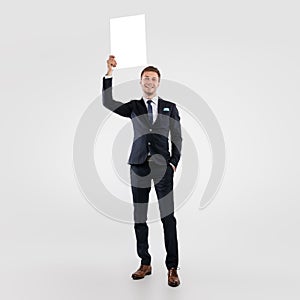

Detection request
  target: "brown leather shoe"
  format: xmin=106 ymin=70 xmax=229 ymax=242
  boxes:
xmin=168 ymin=268 xmax=180 ymax=287
xmin=131 ymin=265 xmax=152 ymax=280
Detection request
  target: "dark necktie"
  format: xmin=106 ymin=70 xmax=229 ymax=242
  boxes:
xmin=147 ymin=100 xmax=153 ymax=124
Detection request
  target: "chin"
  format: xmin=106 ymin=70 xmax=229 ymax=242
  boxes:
xmin=145 ymin=90 xmax=153 ymax=94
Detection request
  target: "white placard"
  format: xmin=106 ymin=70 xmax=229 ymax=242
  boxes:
xmin=110 ymin=14 xmax=147 ymax=69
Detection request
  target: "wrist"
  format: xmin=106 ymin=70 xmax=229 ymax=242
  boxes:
xmin=106 ymin=67 xmax=113 ymax=75
xmin=169 ymin=162 xmax=176 ymax=171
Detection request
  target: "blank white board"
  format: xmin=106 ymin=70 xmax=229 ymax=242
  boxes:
xmin=110 ymin=14 xmax=148 ymax=69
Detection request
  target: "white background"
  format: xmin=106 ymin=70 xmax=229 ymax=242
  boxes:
xmin=1 ymin=0 xmax=300 ymax=299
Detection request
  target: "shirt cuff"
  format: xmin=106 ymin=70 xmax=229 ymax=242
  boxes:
xmin=104 ymin=75 xmax=113 ymax=79
xmin=169 ymin=162 xmax=176 ymax=170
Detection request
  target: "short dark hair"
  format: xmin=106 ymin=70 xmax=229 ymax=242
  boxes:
xmin=140 ymin=66 xmax=161 ymax=81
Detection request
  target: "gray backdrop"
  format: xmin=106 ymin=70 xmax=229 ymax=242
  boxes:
xmin=1 ymin=0 xmax=299 ymax=299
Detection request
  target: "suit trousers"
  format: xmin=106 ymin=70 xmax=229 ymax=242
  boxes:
xmin=130 ymin=158 xmax=179 ymax=270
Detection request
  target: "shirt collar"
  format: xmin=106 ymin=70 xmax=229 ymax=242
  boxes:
xmin=143 ymin=95 xmax=158 ymax=106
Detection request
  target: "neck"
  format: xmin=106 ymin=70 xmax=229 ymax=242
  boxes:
xmin=143 ymin=93 xmax=156 ymax=100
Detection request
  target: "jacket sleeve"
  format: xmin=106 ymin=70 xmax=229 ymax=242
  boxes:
xmin=169 ymin=104 xmax=182 ymax=168
xmin=102 ymin=77 xmax=132 ymax=118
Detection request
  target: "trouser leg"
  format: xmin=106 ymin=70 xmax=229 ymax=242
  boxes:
xmin=153 ymin=163 xmax=179 ymax=269
xmin=130 ymin=163 xmax=152 ymax=265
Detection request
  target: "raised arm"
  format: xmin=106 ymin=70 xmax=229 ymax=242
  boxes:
xmin=102 ymin=55 xmax=132 ymax=118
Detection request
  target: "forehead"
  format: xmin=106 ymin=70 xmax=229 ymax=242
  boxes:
xmin=142 ymin=71 xmax=159 ymax=78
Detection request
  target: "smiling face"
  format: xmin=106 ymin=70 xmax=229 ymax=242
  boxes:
xmin=140 ymin=71 xmax=160 ymax=99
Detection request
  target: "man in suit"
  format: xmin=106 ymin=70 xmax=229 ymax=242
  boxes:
xmin=102 ymin=55 xmax=182 ymax=287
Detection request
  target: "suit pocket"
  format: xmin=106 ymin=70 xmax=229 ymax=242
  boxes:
xmin=160 ymin=111 xmax=171 ymax=123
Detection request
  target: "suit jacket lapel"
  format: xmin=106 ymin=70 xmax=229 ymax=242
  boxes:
xmin=138 ymin=98 xmax=149 ymax=124
xmin=139 ymin=98 xmax=146 ymax=111
xmin=152 ymin=98 xmax=162 ymax=126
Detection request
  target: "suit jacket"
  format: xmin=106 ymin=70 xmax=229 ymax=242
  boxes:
xmin=102 ymin=77 xmax=182 ymax=167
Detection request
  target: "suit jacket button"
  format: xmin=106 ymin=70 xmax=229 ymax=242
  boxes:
xmin=149 ymin=128 xmax=152 ymax=132
xmin=148 ymin=142 xmax=151 ymax=145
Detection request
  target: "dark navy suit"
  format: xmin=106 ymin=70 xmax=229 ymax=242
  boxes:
xmin=102 ymin=77 xmax=182 ymax=269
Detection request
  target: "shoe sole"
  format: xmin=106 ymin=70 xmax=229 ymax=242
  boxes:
xmin=168 ymin=281 xmax=180 ymax=287
xmin=131 ymin=271 xmax=152 ymax=280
